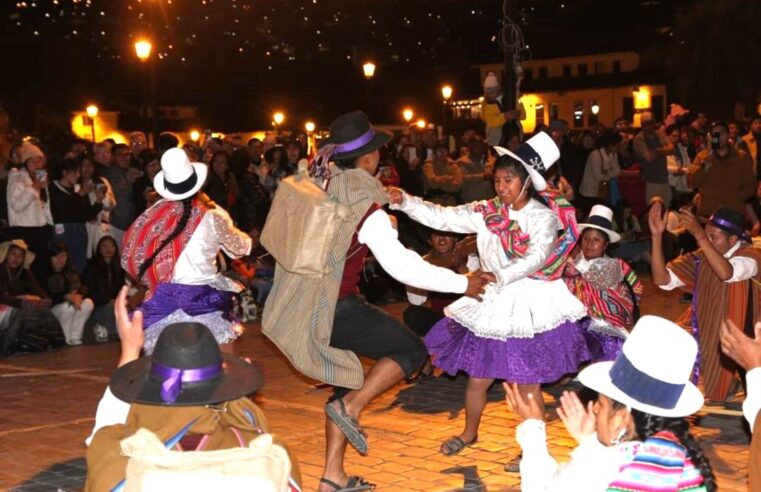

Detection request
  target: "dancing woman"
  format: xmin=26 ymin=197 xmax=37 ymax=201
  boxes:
xmin=121 ymin=148 xmax=252 ymax=353
xmin=389 ymin=133 xmax=589 ymax=456
xmin=562 ymin=204 xmax=643 ymax=362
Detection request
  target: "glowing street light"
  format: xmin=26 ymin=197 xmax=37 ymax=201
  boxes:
xmin=362 ymin=61 xmax=376 ymax=80
xmin=441 ymin=85 xmax=453 ymax=101
xmin=273 ymin=112 xmax=285 ymax=126
xmin=402 ymin=108 xmax=414 ymax=123
xmin=591 ymin=103 xmax=600 ymax=115
xmin=134 ymin=39 xmax=153 ymax=62
xmin=85 ymin=104 xmax=98 ymax=142
xmin=415 ymin=119 xmax=427 ymax=130
xmin=190 ymin=129 xmax=201 ymax=142
xmin=305 ymin=121 xmax=316 ymax=133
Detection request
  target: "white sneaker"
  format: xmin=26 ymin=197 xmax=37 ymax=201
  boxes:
xmin=93 ymin=324 xmax=109 ymax=342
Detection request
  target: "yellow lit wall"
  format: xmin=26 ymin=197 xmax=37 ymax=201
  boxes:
xmin=70 ymin=111 xmax=127 ymax=144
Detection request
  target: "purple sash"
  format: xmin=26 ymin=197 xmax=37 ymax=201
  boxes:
xmin=139 ymin=283 xmax=234 ymax=329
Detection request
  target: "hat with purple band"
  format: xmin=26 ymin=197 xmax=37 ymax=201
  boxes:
xmin=110 ymin=322 xmax=262 ymax=406
xmin=707 ymin=206 xmax=749 ymax=241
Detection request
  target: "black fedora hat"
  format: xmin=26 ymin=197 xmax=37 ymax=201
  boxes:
xmin=708 ymin=206 xmax=749 ymax=240
xmin=320 ymin=110 xmax=392 ymax=161
xmin=109 ymin=322 xmax=263 ymax=406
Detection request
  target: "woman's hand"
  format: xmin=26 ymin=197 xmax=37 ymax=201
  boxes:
xmin=67 ymin=292 xmax=84 ymax=310
xmin=504 ymin=382 xmax=544 ymax=421
xmin=648 ymin=202 xmax=666 ymax=237
xmin=557 ymin=390 xmax=597 ymax=444
xmin=115 ymin=286 xmax=144 ymax=367
xmin=387 ymin=187 xmax=405 ymax=205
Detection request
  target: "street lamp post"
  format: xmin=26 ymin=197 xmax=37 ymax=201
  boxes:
xmin=86 ymin=104 xmax=98 ymax=142
xmin=135 ymin=39 xmax=157 ymax=147
xmin=305 ymin=121 xmax=316 ymax=154
xmin=441 ymin=84 xmax=453 ymax=131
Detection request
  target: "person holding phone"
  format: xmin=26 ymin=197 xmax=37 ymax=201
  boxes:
xmin=6 ymin=141 xmax=52 ymax=279
xmin=687 ymin=121 xmax=755 ymax=217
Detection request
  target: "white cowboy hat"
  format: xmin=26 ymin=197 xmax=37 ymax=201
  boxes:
xmin=579 ymin=205 xmax=621 ymax=243
xmin=494 ymin=132 xmax=559 ymax=191
xmin=578 ymin=315 xmax=704 ymax=418
xmin=153 ymin=148 xmax=208 ymax=201
xmin=0 ymin=239 xmax=35 ymax=269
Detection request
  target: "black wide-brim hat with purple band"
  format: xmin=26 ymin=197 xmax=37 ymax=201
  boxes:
xmin=110 ymin=322 xmax=263 ymax=406
xmin=319 ymin=110 xmax=392 ymax=161
xmin=708 ymin=206 xmax=749 ymax=241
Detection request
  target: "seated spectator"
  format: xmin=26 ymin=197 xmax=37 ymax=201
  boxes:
xmin=404 ymin=229 xmax=471 ymax=338
xmin=204 ymin=151 xmax=239 ymax=211
xmin=377 ymin=151 xmax=401 ymax=188
xmin=719 ymin=318 xmax=761 ymax=490
xmin=0 ymin=239 xmax=64 ymax=354
xmin=563 ymin=206 xmax=642 ymax=362
xmin=45 ymin=242 xmax=94 ymax=346
xmin=83 ymin=236 xmax=124 ymax=342
xmin=49 ymin=157 xmax=105 ymax=273
xmin=609 ymin=199 xmax=653 ymax=270
xmin=85 ymin=288 xmax=301 ymax=492
xmin=457 ymin=139 xmax=495 ymax=203
xmin=80 ymin=154 xmax=116 ymax=259
xmin=508 ymin=315 xmax=715 ymax=491
xmin=422 ymin=141 xmax=463 ymax=205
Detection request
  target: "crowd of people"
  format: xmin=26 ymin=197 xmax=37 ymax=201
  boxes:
xmin=1 ymin=101 xmax=761 ymax=491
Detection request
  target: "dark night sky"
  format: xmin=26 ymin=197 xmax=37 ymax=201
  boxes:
xmin=1 ymin=0 xmax=688 ymax=130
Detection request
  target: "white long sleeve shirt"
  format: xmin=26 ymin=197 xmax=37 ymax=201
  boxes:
xmin=659 ymin=242 xmax=758 ymax=290
xmin=6 ymin=168 xmax=52 ymax=227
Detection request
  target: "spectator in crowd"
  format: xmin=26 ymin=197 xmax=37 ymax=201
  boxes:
xmin=99 ymin=143 xmax=135 ymax=247
xmin=128 ymin=131 xmax=148 ymax=169
xmin=458 ymin=139 xmax=494 ymax=203
xmin=422 ymin=141 xmax=463 ymax=205
xmin=66 ymin=139 xmax=89 ymax=161
xmin=0 ymin=143 xmax=22 ymax=237
xmin=45 ymin=242 xmax=93 ymax=346
xmin=727 ymin=121 xmax=743 ymax=147
xmin=549 ymin=120 xmax=584 ymax=194
xmin=157 ymin=132 xmax=180 ymax=157
xmin=85 ymin=288 xmax=301 ymax=492
xmin=285 ymin=139 xmax=305 ymax=170
xmin=609 ymin=199 xmax=652 ymax=270
xmin=666 ymin=124 xmax=693 ymax=207
xmin=508 ymin=315 xmax=715 ymax=491
xmin=576 ymin=130 xmax=596 ymax=155
xmin=377 ymin=151 xmax=401 ymax=188
xmin=480 ymin=71 xmax=518 ymax=147
xmin=6 ymin=141 xmax=52 ymax=280
xmin=0 ymin=239 xmax=64 ymax=354
xmin=650 ymin=203 xmax=761 ymax=402
xmin=247 ymin=137 xmax=263 ymax=166
xmin=419 ymin=129 xmax=438 ymax=162
xmin=719 ymin=318 xmax=761 ymax=490
xmin=80 ymin=155 xmax=116 ymax=260
xmin=83 ymin=236 xmax=124 ymax=342
xmin=93 ymin=141 xmax=112 ymax=168
xmin=579 ymin=131 xmax=622 ymax=213
xmin=204 ymin=151 xmax=239 ymax=212
xmin=49 ymin=158 xmax=105 ymax=273
xmin=262 ymin=144 xmax=286 ymax=197
xmin=131 ymin=149 xmax=161 ymax=215
xmin=232 ymin=154 xmax=271 ymax=234
xmin=687 ymin=121 xmax=755 ymax=217
xmin=691 ymin=112 xmax=710 ymax=135
xmin=738 ymin=115 xmax=760 ymax=180
xmin=404 ymin=229 xmax=469 ymax=339
xmin=563 ymin=205 xmax=643 ymax=362
xmin=396 ymin=143 xmax=424 ymax=197
xmin=681 ymin=125 xmax=701 ymax=161
xmin=633 ymin=112 xmax=674 ymax=207
xmin=746 ymin=181 xmax=761 ymax=237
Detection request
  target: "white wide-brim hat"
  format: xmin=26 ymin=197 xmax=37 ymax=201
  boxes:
xmin=578 ymin=315 xmax=704 ymax=418
xmin=154 ymin=148 xmax=208 ymax=201
xmin=579 ymin=204 xmax=621 ymax=243
xmin=493 ymin=132 xmax=559 ymax=191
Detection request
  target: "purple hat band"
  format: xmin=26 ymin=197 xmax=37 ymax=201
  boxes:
xmin=333 ymin=129 xmax=375 ymax=155
xmin=150 ymin=361 xmax=223 ymax=404
xmin=709 ymin=216 xmax=747 ymax=239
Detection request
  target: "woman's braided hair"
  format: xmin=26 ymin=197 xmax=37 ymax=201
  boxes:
xmin=137 ymin=196 xmax=195 ymax=281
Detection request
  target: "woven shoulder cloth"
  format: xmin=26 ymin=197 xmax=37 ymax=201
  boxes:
xmin=122 ymin=199 xmax=207 ymax=292
xmin=474 ymin=190 xmax=578 ymax=281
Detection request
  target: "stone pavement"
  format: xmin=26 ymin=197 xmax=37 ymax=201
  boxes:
xmin=0 ymin=277 xmax=751 ymax=491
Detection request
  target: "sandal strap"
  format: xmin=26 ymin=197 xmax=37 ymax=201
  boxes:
xmin=319 ymin=477 xmax=343 ymax=491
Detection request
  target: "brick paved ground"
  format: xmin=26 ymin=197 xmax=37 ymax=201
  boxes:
xmin=0 ymin=276 xmax=751 ymax=491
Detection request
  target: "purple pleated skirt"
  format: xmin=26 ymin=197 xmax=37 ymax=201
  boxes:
xmin=424 ymin=317 xmax=590 ymax=384
xmin=578 ymin=317 xmax=625 ymax=363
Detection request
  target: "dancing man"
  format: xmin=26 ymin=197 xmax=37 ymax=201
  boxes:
xmin=263 ymin=111 xmax=490 ymax=491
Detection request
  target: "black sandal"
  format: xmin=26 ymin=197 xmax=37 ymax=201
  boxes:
xmin=320 ymin=475 xmax=375 ymax=491
xmin=325 ymin=399 xmax=368 ymax=455
xmin=440 ymin=435 xmax=478 ymax=456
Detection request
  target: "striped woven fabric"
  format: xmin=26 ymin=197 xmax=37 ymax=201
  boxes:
xmin=473 ymin=190 xmax=578 ymax=281
xmin=606 ymin=431 xmax=707 ymax=492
